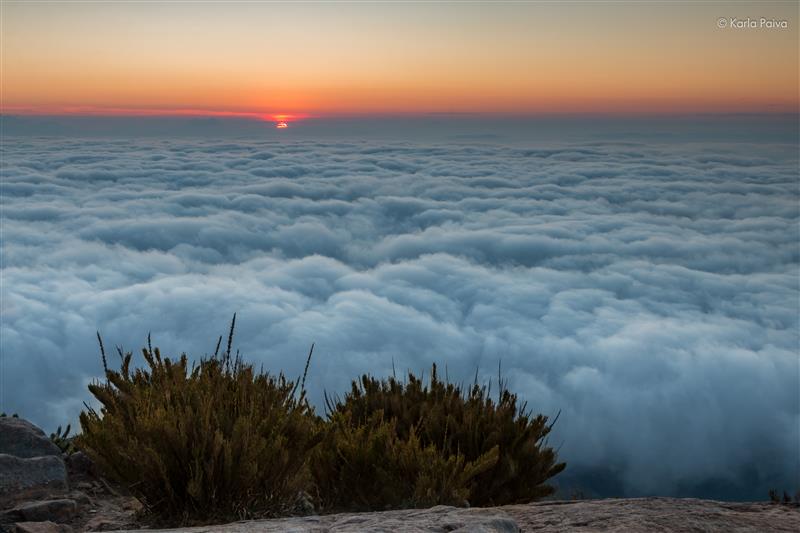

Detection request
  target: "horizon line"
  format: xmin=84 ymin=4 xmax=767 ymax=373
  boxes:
xmin=3 ymin=109 xmax=799 ymax=121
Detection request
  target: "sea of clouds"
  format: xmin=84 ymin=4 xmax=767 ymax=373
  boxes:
xmin=1 ymin=128 xmax=798 ymax=499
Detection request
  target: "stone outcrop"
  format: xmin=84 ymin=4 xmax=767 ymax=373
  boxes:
xmin=0 ymin=419 xmax=62 ymax=460
xmin=0 ymin=416 xmax=73 ymax=532
xmin=0 ymin=456 xmax=67 ymax=505
xmin=117 ymin=506 xmax=521 ymax=532
xmin=111 ymin=498 xmax=800 ymax=533
xmin=0 ymin=417 xmax=69 ymax=508
xmin=502 ymin=498 xmax=800 ymax=532
xmin=1 ymin=500 xmax=78 ymax=524
xmin=11 ymin=523 xmax=73 ymax=533
xmin=0 ymin=417 xmax=138 ymax=532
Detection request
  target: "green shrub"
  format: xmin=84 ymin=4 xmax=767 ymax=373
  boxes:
xmin=50 ymin=424 xmax=77 ymax=455
xmin=311 ymin=410 xmax=499 ymax=511
xmin=77 ymin=317 xmax=320 ymax=525
xmin=317 ymin=364 xmax=565 ymax=508
xmin=768 ymin=489 xmax=800 ymax=505
xmin=76 ymin=317 xmax=566 ymax=520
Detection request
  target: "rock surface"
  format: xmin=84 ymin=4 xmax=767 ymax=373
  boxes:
xmin=503 ymin=498 xmax=800 ymax=532
xmin=117 ymin=506 xmax=520 ymax=532
xmin=0 ymin=419 xmax=61 ymax=459
xmin=0 ymin=455 xmax=68 ymax=505
xmin=0 ymin=418 xmax=140 ymax=532
xmin=1 ymin=500 xmax=78 ymax=524
xmin=112 ymin=498 xmax=800 ymax=532
xmin=10 ymin=522 xmax=73 ymax=533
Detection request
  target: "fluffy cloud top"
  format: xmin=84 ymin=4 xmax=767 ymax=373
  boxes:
xmin=1 ymin=134 xmax=797 ymax=500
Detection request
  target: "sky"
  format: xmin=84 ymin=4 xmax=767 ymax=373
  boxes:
xmin=1 ymin=1 xmax=798 ymax=117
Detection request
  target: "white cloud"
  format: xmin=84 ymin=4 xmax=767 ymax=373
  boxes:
xmin=1 ymin=135 xmax=797 ymax=499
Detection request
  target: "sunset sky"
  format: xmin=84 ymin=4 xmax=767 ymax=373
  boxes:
xmin=2 ymin=1 xmax=798 ymax=117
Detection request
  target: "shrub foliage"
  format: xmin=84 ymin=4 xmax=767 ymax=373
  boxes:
xmin=311 ymin=410 xmax=499 ymax=511
xmin=315 ymin=364 xmax=565 ymax=508
xmin=77 ymin=317 xmax=320 ymax=524
xmin=77 ymin=318 xmax=565 ymax=523
xmin=50 ymin=424 xmax=77 ymax=455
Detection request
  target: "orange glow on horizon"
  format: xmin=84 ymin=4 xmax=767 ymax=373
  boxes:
xmin=0 ymin=105 xmax=316 ymax=120
xmin=1 ymin=3 xmax=797 ymax=117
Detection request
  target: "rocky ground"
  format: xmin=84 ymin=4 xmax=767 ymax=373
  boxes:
xmin=503 ymin=498 xmax=800 ymax=532
xmin=0 ymin=417 xmax=140 ymax=532
xmin=2 ymin=417 xmax=798 ymax=532
xmin=106 ymin=499 xmax=800 ymax=532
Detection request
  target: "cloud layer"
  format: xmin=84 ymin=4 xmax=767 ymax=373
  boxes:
xmin=1 ymin=135 xmax=798 ymax=499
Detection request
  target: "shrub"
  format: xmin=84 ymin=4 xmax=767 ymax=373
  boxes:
xmin=50 ymin=424 xmax=77 ymax=455
xmin=315 ymin=364 xmax=565 ymax=508
xmin=76 ymin=317 xmax=566 ymax=520
xmin=768 ymin=489 xmax=800 ymax=505
xmin=311 ymin=410 xmax=499 ymax=511
xmin=77 ymin=317 xmax=320 ymax=525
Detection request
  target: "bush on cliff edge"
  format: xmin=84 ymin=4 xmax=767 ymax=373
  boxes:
xmin=314 ymin=364 xmax=565 ymax=509
xmin=77 ymin=318 xmax=565 ymax=524
xmin=77 ymin=317 xmax=320 ymax=524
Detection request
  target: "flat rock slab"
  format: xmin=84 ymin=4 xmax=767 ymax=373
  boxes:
xmin=0 ymin=455 xmax=68 ymax=506
xmin=0 ymin=419 xmax=61 ymax=459
xmin=113 ymin=498 xmax=800 ymax=533
xmin=7 ymin=522 xmax=74 ymax=533
xmin=116 ymin=506 xmax=519 ymax=532
xmin=502 ymin=497 xmax=800 ymax=532
xmin=0 ymin=499 xmax=77 ymax=524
